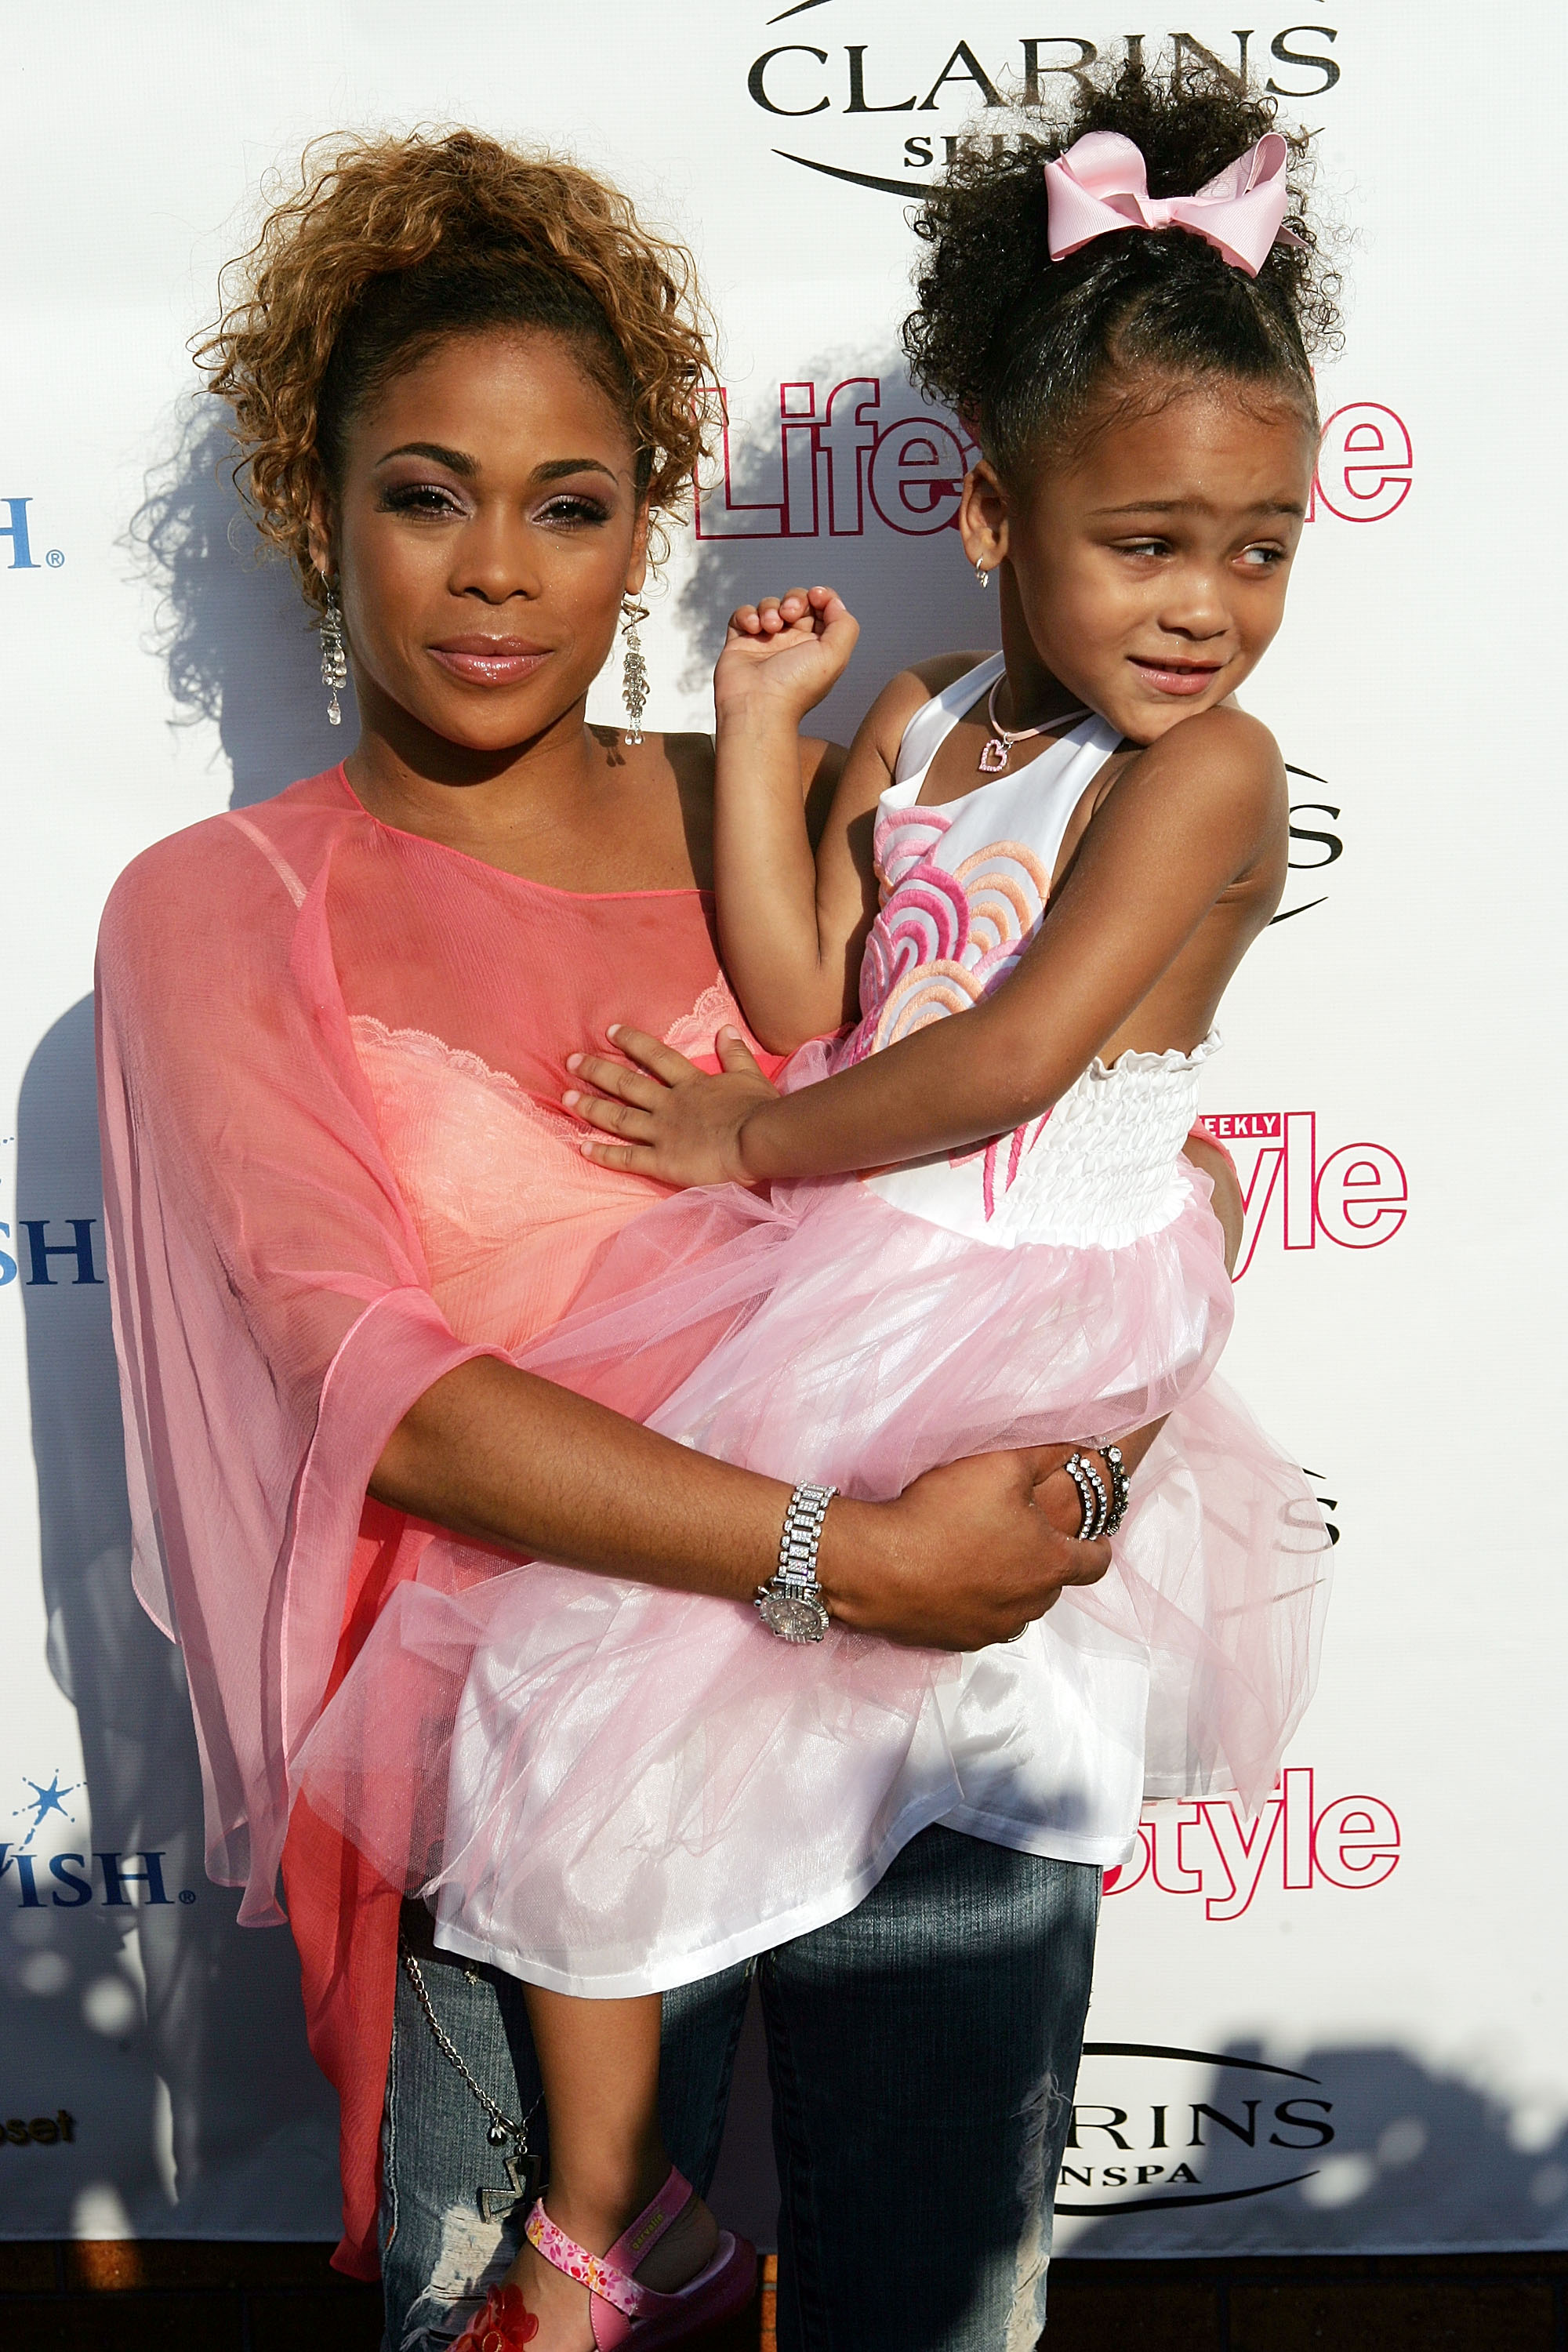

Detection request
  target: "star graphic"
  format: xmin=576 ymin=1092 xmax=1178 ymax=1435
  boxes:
xmin=14 ymin=1773 xmax=82 ymax=1849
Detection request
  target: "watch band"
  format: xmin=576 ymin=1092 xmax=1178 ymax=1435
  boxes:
xmin=754 ymin=1481 xmax=837 ymax=1643
xmin=778 ymin=1480 xmax=836 ymax=1587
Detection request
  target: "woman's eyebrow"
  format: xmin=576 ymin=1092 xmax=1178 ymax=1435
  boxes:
xmin=375 ymin=441 xmax=477 ymax=474
xmin=533 ymin=457 xmax=621 ymax=485
xmin=370 ymin=446 xmax=622 ymax=485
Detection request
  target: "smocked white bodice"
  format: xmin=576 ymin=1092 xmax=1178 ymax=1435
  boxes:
xmin=842 ymin=652 xmax=1217 ymax=1249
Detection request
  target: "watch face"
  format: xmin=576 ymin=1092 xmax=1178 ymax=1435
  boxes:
xmin=757 ymin=1589 xmax=829 ymax=1644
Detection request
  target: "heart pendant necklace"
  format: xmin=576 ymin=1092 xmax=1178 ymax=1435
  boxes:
xmin=978 ymin=679 xmax=1088 ymax=775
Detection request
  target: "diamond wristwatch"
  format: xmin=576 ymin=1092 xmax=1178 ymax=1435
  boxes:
xmin=754 ymin=1481 xmax=838 ymax=1643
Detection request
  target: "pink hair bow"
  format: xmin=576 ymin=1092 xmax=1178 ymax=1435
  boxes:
xmin=1044 ymin=130 xmax=1298 ymax=276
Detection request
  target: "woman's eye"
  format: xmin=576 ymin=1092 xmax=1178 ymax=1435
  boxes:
xmin=537 ymin=494 xmax=612 ymax=527
xmin=380 ymin=482 xmax=465 ymax=517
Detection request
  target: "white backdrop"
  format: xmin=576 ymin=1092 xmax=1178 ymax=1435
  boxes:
xmin=2 ymin=0 xmax=1563 ymax=2263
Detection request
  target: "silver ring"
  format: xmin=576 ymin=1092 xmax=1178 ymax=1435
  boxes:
xmin=1064 ymin=1452 xmax=1104 ymax=1540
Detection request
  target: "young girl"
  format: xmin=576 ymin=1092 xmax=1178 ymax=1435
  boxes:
xmin=304 ymin=66 xmax=1338 ymax=2351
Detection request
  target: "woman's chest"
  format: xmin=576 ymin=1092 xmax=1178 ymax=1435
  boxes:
xmin=324 ymin=845 xmax=748 ymax=1343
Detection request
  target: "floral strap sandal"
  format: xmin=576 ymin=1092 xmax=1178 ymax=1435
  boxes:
xmin=454 ymin=2166 xmax=757 ymax=2352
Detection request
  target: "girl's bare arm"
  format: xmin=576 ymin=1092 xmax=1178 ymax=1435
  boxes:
xmin=712 ymin=590 xmax=932 ymax=1052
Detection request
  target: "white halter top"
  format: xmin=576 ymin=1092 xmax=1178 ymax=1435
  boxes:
xmin=847 ymin=652 xmax=1219 ymax=1248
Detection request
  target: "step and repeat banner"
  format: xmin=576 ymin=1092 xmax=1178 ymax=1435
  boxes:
xmin=2 ymin=0 xmax=1562 ymax=2265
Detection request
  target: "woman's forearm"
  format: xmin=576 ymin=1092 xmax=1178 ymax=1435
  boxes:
xmin=368 ymin=1356 xmax=1121 ymax=1652
xmin=371 ymin=1355 xmax=804 ymax=1601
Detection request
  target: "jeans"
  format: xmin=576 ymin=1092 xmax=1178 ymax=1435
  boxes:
xmin=381 ymin=1825 xmax=1099 ymax=2352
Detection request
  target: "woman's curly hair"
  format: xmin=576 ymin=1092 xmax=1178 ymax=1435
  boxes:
xmin=198 ymin=130 xmax=716 ymax=610
xmin=905 ymin=59 xmax=1342 ymax=482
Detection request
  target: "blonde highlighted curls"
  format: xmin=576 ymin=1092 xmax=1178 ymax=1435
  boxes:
xmin=198 ymin=129 xmax=717 ymax=612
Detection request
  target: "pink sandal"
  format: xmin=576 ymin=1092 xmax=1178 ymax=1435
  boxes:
xmin=524 ymin=2166 xmax=757 ymax=2350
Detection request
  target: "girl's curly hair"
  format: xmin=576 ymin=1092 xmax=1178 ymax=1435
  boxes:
xmin=904 ymin=59 xmax=1342 ymax=481
xmin=198 ymin=130 xmax=716 ymax=610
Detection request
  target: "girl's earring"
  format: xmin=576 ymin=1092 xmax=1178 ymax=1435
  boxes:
xmin=620 ymin=599 xmax=649 ymax=745
xmin=320 ymin=583 xmax=348 ymax=726
xmin=974 ymin=557 xmax=991 ymax=590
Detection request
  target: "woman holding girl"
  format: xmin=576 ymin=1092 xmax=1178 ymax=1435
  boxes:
xmin=99 ymin=60 xmax=1329 ymax=2352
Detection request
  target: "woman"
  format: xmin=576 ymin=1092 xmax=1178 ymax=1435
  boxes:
xmin=98 ymin=130 xmax=1243 ymax=2349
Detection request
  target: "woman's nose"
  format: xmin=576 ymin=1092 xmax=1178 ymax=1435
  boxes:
xmin=452 ymin=515 xmax=542 ymax=602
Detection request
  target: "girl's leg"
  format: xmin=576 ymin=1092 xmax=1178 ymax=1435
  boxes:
xmin=503 ymin=1987 xmax=719 ymax=2347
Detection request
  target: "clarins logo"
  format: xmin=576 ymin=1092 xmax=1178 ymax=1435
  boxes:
xmin=1057 ymin=2042 xmax=1336 ymax=2214
xmin=748 ymin=6 xmax=1343 ymax=198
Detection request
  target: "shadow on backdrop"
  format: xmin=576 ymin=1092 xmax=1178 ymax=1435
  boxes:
xmin=15 ymin=1001 xmax=337 ymax=2234
xmin=129 ymin=394 xmax=356 ymax=809
xmin=3 ymin=397 xmax=360 ymax=2234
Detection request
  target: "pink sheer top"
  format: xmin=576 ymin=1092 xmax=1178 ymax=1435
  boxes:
xmin=96 ymin=767 xmax=760 ymax=1930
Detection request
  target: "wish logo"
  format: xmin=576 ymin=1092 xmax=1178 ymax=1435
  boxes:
xmin=1056 ymin=2042 xmax=1335 ymax=2214
xmin=0 ymin=1215 xmax=105 ymax=1287
xmin=747 ymin=6 xmax=1343 ymax=200
xmin=0 ymin=1779 xmax=198 ymax=1907
xmin=0 ymin=497 xmax=64 ymax=568
xmin=9 ymin=1772 xmax=82 ymax=1849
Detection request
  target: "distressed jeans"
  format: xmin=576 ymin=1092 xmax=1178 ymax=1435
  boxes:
xmin=381 ymin=1825 xmax=1099 ymax=2352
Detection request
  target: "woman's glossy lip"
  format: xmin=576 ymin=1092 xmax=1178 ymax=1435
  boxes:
xmin=1128 ymin=656 xmax=1224 ymax=698
xmin=429 ymin=638 xmax=551 ymax=686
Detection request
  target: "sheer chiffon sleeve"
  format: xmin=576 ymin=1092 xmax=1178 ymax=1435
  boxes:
xmin=96 ymin=808 xmax=501 ymax=1923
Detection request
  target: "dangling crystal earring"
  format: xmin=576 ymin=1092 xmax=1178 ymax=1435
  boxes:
xmin=320 ymin=583 xmax=348 ymax=726
xmin=620 ymin=599 xmax=649 ymax=745
xmin=974 ymin=556 xmax=991 ymax=590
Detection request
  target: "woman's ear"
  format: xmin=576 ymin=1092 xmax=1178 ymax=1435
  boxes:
xmin=306 ymin=486 xmax=336 ymax=586
xmin=959 ymin=462 xmax=1011 ymax=580
xmin=624 ymin=499 xmax=651 ymax=599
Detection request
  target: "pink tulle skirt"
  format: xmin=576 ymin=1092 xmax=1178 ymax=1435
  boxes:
xmin=294 ymin=1169 xmax=1330 ymax=1995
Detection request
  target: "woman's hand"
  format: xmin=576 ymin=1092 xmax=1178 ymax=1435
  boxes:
xmin=565 ymin=1024 xmax=778 ymax=1187
xmin=713 ymin=585 xmax=859 ymax=728
xmin=820 ymin=1445 xmax=1114 ymax=1650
